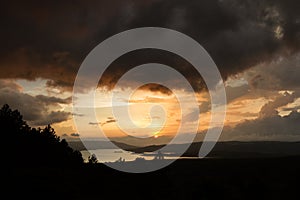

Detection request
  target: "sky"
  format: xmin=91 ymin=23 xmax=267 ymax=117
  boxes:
xmin=0 ymin=0 xmax=300 ymax=144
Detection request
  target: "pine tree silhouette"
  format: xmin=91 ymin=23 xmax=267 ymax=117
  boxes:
xmin=1 ymin=104 xmax=83 ymax=167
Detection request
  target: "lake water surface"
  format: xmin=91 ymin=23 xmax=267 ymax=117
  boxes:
xmin=81 ymin=149 xmax=186 ymax=163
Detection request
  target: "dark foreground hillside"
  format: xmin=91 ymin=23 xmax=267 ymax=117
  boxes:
xmin=10 ymin=156 xmax=300 ymax=200
xmin=3 ymin=104 xmax=300 ymax=199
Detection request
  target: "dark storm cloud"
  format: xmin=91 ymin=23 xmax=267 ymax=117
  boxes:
xmin=88 ymin=117 xmax=117 ymax=126
xmin=247 ymin=53 xmax=300 ymax=91
xmin=72 ymin=113 xmax=85 ymax=117
xmin=0 ymin=0 xmax=157 ymax=91
xmin=259 ymin=91 xmax=299 ymax=118
xmin=0 ymin=80 xmax=23 ymax=91
xmin=0 ymin=0 xmax=299 ymax=92
xmin=0 ymin=85 xmax=71 ymax=126
xmin=35 ymin=95 xmax=72 ymax=105
xmin=281 ymin=105 xmax=300 ymax=112
xmin=101 ymin=118 xmax=117 ymax=126
xmin=88 ymin=122 xmax=101 ymax=125
xmin=99 ymin=49 xmax=208 ymax=93
xmin=99 ymin=117 xmax=117 ymax=126
xmin=225 ymin=84 xmax=250 ymax=102
xmin=208 ymin=90 xmax=300 ymax=141
xmin=70 ymin=133 xmax=80 ymax=137
xmin=0 ymin=88 xmax=46 ymax=121
xmin=138 ymin=83 xmax=173 ymax=95
xmin=219 ymin=110 xmax=300 ymax=141
xmin=33 ymin=110 xmax=71 ymax=126
xmin=99 ymin=0 xmax=300 ymax=92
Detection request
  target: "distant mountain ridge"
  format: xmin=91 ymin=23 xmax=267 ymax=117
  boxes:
xmin=129 ymin=141 xmax=300 ymax=158
xmin=68 ymin=140 xmax=137 ymax=151
xmin=69 ymin=140 xmax=300 ymax=158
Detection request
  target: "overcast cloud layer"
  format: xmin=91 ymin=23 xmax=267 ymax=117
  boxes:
xmin=0 ymin=0 xmax=299 ymax=92
xmin=0 ymin=0 xmax=299 ymax=139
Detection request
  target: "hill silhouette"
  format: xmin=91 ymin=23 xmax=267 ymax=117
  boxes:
xmin=1 ymin=104 xmax=83 ymax=167
xmin=5 ymin=103 xmax=300 ymax=199
xmin=123 ymin=141 xmax=300 ymax=158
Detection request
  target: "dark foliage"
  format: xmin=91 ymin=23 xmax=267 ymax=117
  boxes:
xmin=88 ymin=153 xmax=98 ymax=164
xmin=1 ymin=104 xmax=83 ymax=167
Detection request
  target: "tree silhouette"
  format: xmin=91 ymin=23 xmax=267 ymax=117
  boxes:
xmin=1 ymin=104 xmax=83 ymax=167
xmin=0 ymin=104 xmax=29 ymax=135
xmin=88 ymin=153 xmax=98 ymax=164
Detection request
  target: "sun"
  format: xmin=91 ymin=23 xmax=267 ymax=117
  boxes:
xmin=153 ymin=131 xmax=160 ymax=138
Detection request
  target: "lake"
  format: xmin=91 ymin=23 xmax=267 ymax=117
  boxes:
xmin=80 ymin=149 xmax=187 ymax=163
